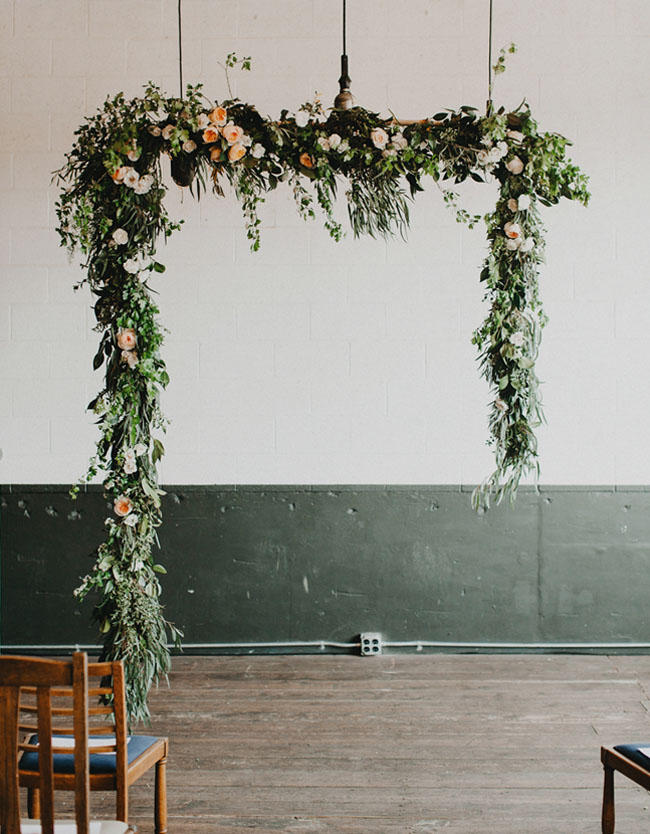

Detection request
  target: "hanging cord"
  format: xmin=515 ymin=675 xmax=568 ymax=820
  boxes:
xmin=178 ymin=0 xmax=184 ymax=98
xmin=343 ymin=0 xmax=347 ymax=54
xmin=486 ymin=0 xmax=493 ymax=113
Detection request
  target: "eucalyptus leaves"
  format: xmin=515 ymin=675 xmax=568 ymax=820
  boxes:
xmin=55 ymin=81 xmax=588 ymax=721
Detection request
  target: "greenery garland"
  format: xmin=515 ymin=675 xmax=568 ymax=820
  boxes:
xmin=55 ymin=76 xmax=588 ymax=721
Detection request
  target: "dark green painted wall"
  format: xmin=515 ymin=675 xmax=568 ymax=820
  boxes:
xmin=2 ymin=485 xmax=650 ymax=649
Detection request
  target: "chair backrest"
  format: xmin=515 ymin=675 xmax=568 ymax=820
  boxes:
xmin=0 ymin=652 xmax=91 ymax=834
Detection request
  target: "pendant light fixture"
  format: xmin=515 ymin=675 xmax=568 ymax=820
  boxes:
xmin=333 ymin=0 xmax=355 ymax=109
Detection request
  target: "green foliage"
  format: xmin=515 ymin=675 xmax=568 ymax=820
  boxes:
xmin=55 ymin=82 xmax=589 ymax=721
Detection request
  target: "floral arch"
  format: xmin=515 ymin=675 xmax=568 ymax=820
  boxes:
xmin=56 ymin=80 xmax=589 ymax=721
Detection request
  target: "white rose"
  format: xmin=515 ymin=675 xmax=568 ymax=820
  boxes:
xmin=295 ymin=110 xmax=309 ymax=127
xmin=328 ymin=133 xmax=341 ymax=149
xmin=112 ymin=228 xmax=128 ymax=245
xmin=317 ymin=136 xmax=330 ymax=151
xmin=496 ymin=141 xmax=508 ymax=158
xmin=122 ymin=167 xmax=139 ymax=188
xmin=123 ymin=513 xmax=139 ymax=527
xmin=134 ymin=442 xmax=147 ymax=456
xmin=382 ymin=148 xmax=397 ymax=158
xmin=197 ymin=113 xmax=211 ymax=129
xmin=123 ymin=458 xmax=137 ymax=474
xmin=250 ymin=143 xmax=265 ymax=159
xmin=182 ymin=139 xmax=197 ymax=153
xmin=518 ymin=194 xmax=531 ymax=211
xmin=241 ymin=134 xmax=252 ymax=147
xmin=507 ymin=130 xmax=524 ymax=143
xmin=127 ymin=147 xmax=141 ymax=162
xmin=162 ymin=124 xmax=174 ymax=140
xmin=506 ymin=156 xmax=524 ymax=175
xmin=477 ymin=149 xmax=490 ymax=166
xmin=123 ymin=258 xmax=140 ymax=274
xmin=487 ymin=146 xmax=502 ymax=164
xmin=134 ymin=175 xmax=153 ymax=195
xmin=503 ymin=221 xmax=522 ymax=240
xmin=519 ymin=237 xmax=535 ymax=253
xmin=505 ymin=237 xmax=521 ymax=251
xmin=370 ymin=127 xmax=389 ymax=149
xmin=392 ymin=132 xmax=408 ymax=150
xmin=507 ymin=198 xmax=518 ymax=212
xmin=337 ymin=139 xmax=349 ymax=153
xmin=509 ymin=331 xmax=524 ymax=347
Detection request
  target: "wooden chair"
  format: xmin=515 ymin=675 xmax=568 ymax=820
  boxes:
xmin=601 ymin=744 xmax=650 ymax=833
xmin=0 ymin=651 xmax=135 ymax=833
xmin=19 ymin=657 xmax=168 ymax=834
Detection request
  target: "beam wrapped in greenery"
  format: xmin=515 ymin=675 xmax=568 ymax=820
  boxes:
xmin=55 ymin=82 xmax=588 ymax=721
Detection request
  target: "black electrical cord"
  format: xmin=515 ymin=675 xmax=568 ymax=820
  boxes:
xmin=487 ymin=0 xmax=493 ymax=112
xmin=178 ymin=0 xmax=183 ymax=98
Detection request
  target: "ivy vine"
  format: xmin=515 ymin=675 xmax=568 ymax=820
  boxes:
xmin=55 ymin=79 xmax=588 ymax=721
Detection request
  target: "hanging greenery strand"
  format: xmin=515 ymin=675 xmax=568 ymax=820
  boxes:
xmin=54 ymin=77 xmax=588 ymax=721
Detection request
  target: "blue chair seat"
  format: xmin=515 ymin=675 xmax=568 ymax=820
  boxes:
xmin=20 ymin=735 xmax=160 ymax=776
xmin=613 ymin=743 xmax=650 ymax=771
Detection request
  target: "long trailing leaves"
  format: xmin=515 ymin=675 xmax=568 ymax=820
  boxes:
xmin=55 ymin=81 xmax=588 ymax=720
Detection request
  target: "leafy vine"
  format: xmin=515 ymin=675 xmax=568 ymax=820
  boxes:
xmin=55 ymin=77 xmax=588 ymax=720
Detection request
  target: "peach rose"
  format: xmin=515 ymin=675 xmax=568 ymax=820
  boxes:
xmin=370 ymin=127 xmax=389 ymax=149
xmin=112 ymin=166 xmax=128 ymax=183
xmin=209 ymin=106 xmax=228 ymax=126
xmin=299 ymin=152 xmax=314 ymax=169
xmin=202 ymin=126 xmax=220 ymax=144
xmin=117 ymin=328 xmax=137 ymax=351
xmin=210 ymin=147 xmax=222 ymax=162
xmin=503 ymin=221 xmax=522 ymax=240
xmin=222 ymin=122 xmax=244 ymax=145
xmin=506 ymin=156 xmax=524 ymax=175
xmin=228 ymin=142 xmax=247 ymax=163
xmin=114 ymin=495 xmax=133 ymax=517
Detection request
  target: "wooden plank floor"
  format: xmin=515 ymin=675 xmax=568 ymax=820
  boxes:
xmin=54 ymin=655 xmax=650 ymax=832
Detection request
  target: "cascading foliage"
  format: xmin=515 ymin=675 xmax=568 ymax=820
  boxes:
xmin=54 ymin=80 xmax=589 ymax=721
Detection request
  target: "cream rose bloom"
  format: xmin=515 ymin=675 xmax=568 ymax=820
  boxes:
xmin=507 ymin=130 xmax=524 ymax=143
xmin=123 ymin=458 xmax=137 ymax=474
xmin=503 ymin=221 xmax=522 ymax=240
xmin=477 ymin=149 xmax=490 ymax=166
xmin=114 ymin=495 xmax=133 ymax=517
xmin=123 ymin=258 xmax=140 ymax=274
xmin=519 ymin=237 xmax=535 ymax=253
xmin=134 ymin=174 xmax=154 ymax=195
xmin=183 ymin=139 xmax=197 ymax=153
xmin=370 ymin=127 xmax=389 ymax=149
xmin=117 ymin=328 xmax=137 ymax=350
xmin=222 ymin=122 xmax=244 ymax=145
xmin=509 ymin=331 xmax=524 ymax=347
xmin=112 ymin=228 xmax=128 ymax=245
xmin=251 ymin=143 xmax=265 ymax=159
xmin=197 ymin=113 xmax=211 ymax=129
xmin=295 ymin=110 xmax=309 ymax=127
xmin=505 ymin=237 xmax=521 ymax=251
xmin=328 ymin=133 xmax=341 ymax=149
xmin=507 ymin=198 xmax=518 ymax=212
xmin=122 ymin=349 xmax=138 ymax=368
xmin=127 ymin=147 xmax=141 ymax=162
xmin=124 ymin=513 xmax=139 ymax=527
xmin=518 ymin=194 xmax=531 ymax=211
xmin=162 ymin=124 xmax=175 ymax=140
xmin=134 ymin=442 xmax=147 ymax=456
xmin=392 ymin=133 xmax=408 ymax=150
xmin=317 ymin=136 xmax=330 ymax=151
xmin=122 ymin=167 xmax=140 ymax=189
xmin=506 ymin=156 xmax=524 ymax=175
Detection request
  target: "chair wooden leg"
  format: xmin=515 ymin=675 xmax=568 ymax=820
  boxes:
xmin=155 ymin=755 xmax=168 ymax=834
xmin=602 ymin=764 xmax=615 ymax=834
xmin=27 ymin=787 xmax=40 ymax=819
xmin=116 ymin=777 xmax=128 ymax=822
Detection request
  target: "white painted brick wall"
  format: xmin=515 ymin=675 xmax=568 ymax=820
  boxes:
xmin=1 ymin=0 xmax=648 ymax=485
